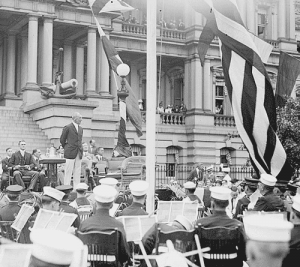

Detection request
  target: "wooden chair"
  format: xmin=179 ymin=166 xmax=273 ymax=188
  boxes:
xmin=197 ymin=226 xmax=243 ymax=267
xmin=76 ymin=229 xmax=120 ymax=267
xmin=120 ymin=156 xmax=146 ymax=190
xmin=0 ymin=221 xmax=19 ymax=242
xmin=155 ymin=228 xmax=196 ymax=255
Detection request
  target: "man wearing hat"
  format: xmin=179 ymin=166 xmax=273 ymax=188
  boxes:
xmin=234 ymin=177 xmax=258 ymax=219
xmin=244 ymin=214 xmax=293 ymax=267
xmin=29 ymin=229 xmax=84 ymax=267
xmin=0 ymin=185 xmax=23 ymax=221
xmin=118 ymin=180 xmax=148 ymax=216
xmin=69 ymin=182 xmax=92 ymax=209
xmin=56 ymin=185 xmax=80 ymax=228
xmin=222 ymin=167 xmax=231 ymax=183
xmin=282 ymin=193 xmax=300 ymax=267
xmin=79 ymin=185 xmax=131 ymax=265
xmin=253 ymin=174 xmax=285 ymax=212
xmin=187 ymin=164 xmax=204 ymax=184
xmin=41 ymin=186 xmax=65 ymax=212
xmin=195 ymin=186 xmax=246 ymax=265
xmin=142 ymin=215 xmax=193 ymax=255
xmin=183 ymin=181 xmax=202 ymax=203
xmin=100 ymin=177 xmax=119 ymax=188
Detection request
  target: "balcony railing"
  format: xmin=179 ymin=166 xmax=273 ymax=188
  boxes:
xmin=122 ymin=23 xmax=147 ymax=35
xmin=160 ymin=112 xmax=186 ymax=125
xmin=265 ymin=39 xmax=279 ymax=49
xmin=121 ymin=22 xmax=186 ymax=39
xmin=214 ymin=115 xmax=236 ymax=127
xmin=159 ymin=28 xmax=186 ymax=39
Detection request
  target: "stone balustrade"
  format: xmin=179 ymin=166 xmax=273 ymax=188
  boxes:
xmin=159 ymin=28 xmax=186 ymax=39
xmin=122 ymin=23 xmax=147 ymax=35
xmin=214 ymin=115 xmax=236 ymax=127
xmin=160 ymin=112 xmax=186 ymax=125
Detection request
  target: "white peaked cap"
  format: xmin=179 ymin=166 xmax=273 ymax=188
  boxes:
xmin=207 ymin=165 xmax=214 ymax=171
xmin=244 ymin=214 xmax=293 ymax=242
xmin=259 ymin=173 xmax=277 ymax=186
xmin=222 ymin=167 xmax=230 ymax=172
xmin=43 ymin=186 xmax=64 ymax=202
xmin=30 ymin=229 xmax=83 ymax=265
xmin=76 ymin=182 xmax=89 ymax=190
xmin=174 ymin=215 xmax=193 ymax=231
xmin=129 ymin=180 xmax=149 ymax=196
xmin=93 ymin=185 xmax=117 ymax=203
xmin=292 ymin=195 xmax=300 ymax=212
xmin=100 ymin=177 xmax=119 ymax=186
xmin=183 ymin=181 xmax=196 ymax=189
xmin=210 ymin=186 xmax=231 ymax=200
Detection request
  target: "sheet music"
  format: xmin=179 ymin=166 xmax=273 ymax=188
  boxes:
xmin=109 ymin=203 xmax=119 ymax=217
xmin=157 ymin=201 xmax=198 ymax=224
xmin=117 ymin=215 xmax=157 ymax=242
xmin=11 ymin=204 xmax=35 ymax=232
xmin=32 ymin=209 xmax=77 ymax=232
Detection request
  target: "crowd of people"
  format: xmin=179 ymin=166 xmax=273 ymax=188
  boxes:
xmin=0 ymin=113 xmax=299 ymax=266
xmin=156 ymin=101 xmax=187 ymax=114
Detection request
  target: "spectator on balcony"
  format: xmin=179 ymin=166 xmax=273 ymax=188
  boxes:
xmin=180 ymin=102 xmax=187 ymax=114
xmin=125 ymin=14 xmax=132 ymax=23
xmin=138 ymin=99 xmax=144 ymax=111
xmin=157 ymin=101 xmax=165 ymax=114
xmin=165 ymin=105 xmax=173 ymax=113
xmin=216 ymin=105 xmax=221 ymax=114
xmin=172 ymin=104 xmax=180 ymax=113
xmin=141 ymin=14 xmax=147 ymax=25
xmin=167 ymin=19 xmax=176 ymax=29
xmin=219 ymin=104 xmax=224 ymax=114
xmin=158 ymin=18 xmax=167 ymax=28
xmin=177 ymin=19 xmax=185 ymax=30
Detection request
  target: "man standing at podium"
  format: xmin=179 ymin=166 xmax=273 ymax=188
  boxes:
xmin=60 ymin=112 xmax=83 ymax=189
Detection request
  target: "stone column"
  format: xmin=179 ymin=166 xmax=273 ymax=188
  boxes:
xmin=6 ymin=31 xmax=17 ymax=96
xmin=0 ymin=42 xmax=3 ymax=95
xmin=1 ymin=37 xmax=7 ymax=95
xmin=184 ymin=59 xmax=191 ymax=110
xmin=16 ymin=36 xmax=22 ymax=95
xmin=99 ymin=33 xmax=110 ymax=96
xmin=203 ymin=58 xmax=212 ymax=112
xmin=190 ymin=55 xmax=203 ymax=110
xmin=287 ymin=0 xmax=295 ymax=39
xmin=63 ymin=41 xmax=73 ymax=82
xmin=20 ymin=32 xmax=28 ymax=91
xmin=246 ymin=0 xmax=255 ymax=34
xmin=75 ymin=43 xmax=85 ymax=95
xmin=42 ymin=17 xmax=53 ymax=86
xmin=25 ymin=15 xmax=39 ymax=89
xmin=278 ymin=0 xmax=286 ymax=38
xmin=86 ymin=27 xmax=97 ymax=95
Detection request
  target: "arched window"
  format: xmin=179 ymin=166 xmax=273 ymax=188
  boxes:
xmin=166 ymin=146 xmax=180 ymax=177
xmin=220 ymin=147 xmax=235 ymax=166
xmin=131 ymin=144 xmax=145 ymax=156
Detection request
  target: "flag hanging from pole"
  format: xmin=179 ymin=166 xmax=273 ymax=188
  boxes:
xmin=275 ymin=51 xmax=300 ymax=107
xmin=100 ymin=0 xmax=135 ymax=13
xmin=191 ymin=0 xmax=293 ymax=180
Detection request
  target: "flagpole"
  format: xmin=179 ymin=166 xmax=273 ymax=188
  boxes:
xmin=146 ymin=0 xmax=157 ymax=213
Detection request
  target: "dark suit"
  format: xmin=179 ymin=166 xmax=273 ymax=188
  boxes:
xmin=253 ymin=191 xmax=285 ymax=212
xmin=0 ymin=201 xmax=21 ymax=221
xmin=9 ymin=151 xmax=39 ymax=190
xmin=187 ymin=168 xmax=203 ymax=183
xmin=32 ymin=156 xmax=47 ymax=190
xmin=1 ymin=157 xmax=10 ymax=190
xmin=79 ymin=208 xmax=131 ymax=265
xmin=60 ymin=123 xmax=83 ymax=187
xmin=234 ymin=196 xmax=250 ymax=219
xmin=118 ymin=202 xmax=148 ymax=216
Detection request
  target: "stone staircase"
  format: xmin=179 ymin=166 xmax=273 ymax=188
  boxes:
xmin=0 ymin=107 xmax=51 ymax=159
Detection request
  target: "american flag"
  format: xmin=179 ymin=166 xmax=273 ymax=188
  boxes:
xmin=193 ymin=0 xmax=293 ymax=180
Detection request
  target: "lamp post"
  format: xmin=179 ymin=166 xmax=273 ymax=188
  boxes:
xmin=116 ymin=63 xmax=130 ymax=100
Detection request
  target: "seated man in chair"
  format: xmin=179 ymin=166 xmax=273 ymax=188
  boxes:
xmin=32 ymin=148 xmax=47 ymax=191
xmin=9 ymin=140 xmax=39 ymax=192
xmin=81 ymin=142 xmax=96 ymax=188
xmin=195 ymin=186 xmax=246 ymax=267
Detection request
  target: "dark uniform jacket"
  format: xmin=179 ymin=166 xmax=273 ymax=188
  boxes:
xmin=79 ymin=208 xmax=131 ymax=264
xmin=196 ymin=210 xmax=246 ymax=266
xmin=234 ymin=196 xmax=250 ymax=219
xmin=203 ymin=187 xmax=211 ymax=208
xmin=142 ymin=223 xmax=177 ymax=255
xmin=60 ymin=201 xmax=80 ymax=229
xmin=187 ymin=169 xmax=202 ymax=182
xmin=253 ymin=191 xmax=285 ymax=212
xmin=1 ymin=157 xmax=10 ymax=173
xmin=282 ymin=225 xmax=300 ymax=267
xmin=0 ymin=201 xmax=21 ymax=221
xmin=60 ymin=123 xmax=83 ymax=159
xmin=118 ymin=202 xmax=148 ymax=216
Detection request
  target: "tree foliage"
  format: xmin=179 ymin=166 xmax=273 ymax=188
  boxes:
xmin=276 ymin=97 xmax=300 ymax=171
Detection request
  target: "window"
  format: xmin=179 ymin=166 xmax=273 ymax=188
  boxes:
xmin=166 ymin=146 xmax=180 ymax=178
xmin=215 ymin=83 xmax=225 ymax=115
xmin=257 ymin=8 xmax=268 ymax=38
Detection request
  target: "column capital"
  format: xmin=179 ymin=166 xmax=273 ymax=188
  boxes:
xmin=27 ymin=14 xmax=41 ymax=21
xmin=42 ymin=15 xmax=56 ymax=22
xmin=75 ymin=42 xmax=86 ymax=48
xmin=88 ymin=27 xmax=97 ymax=33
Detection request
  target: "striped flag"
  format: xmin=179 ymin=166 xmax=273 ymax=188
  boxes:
xmin=192 ymin=0 xmax=293 ymax=180
xmin=100 ymin=0 xmax=135 ymax=13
